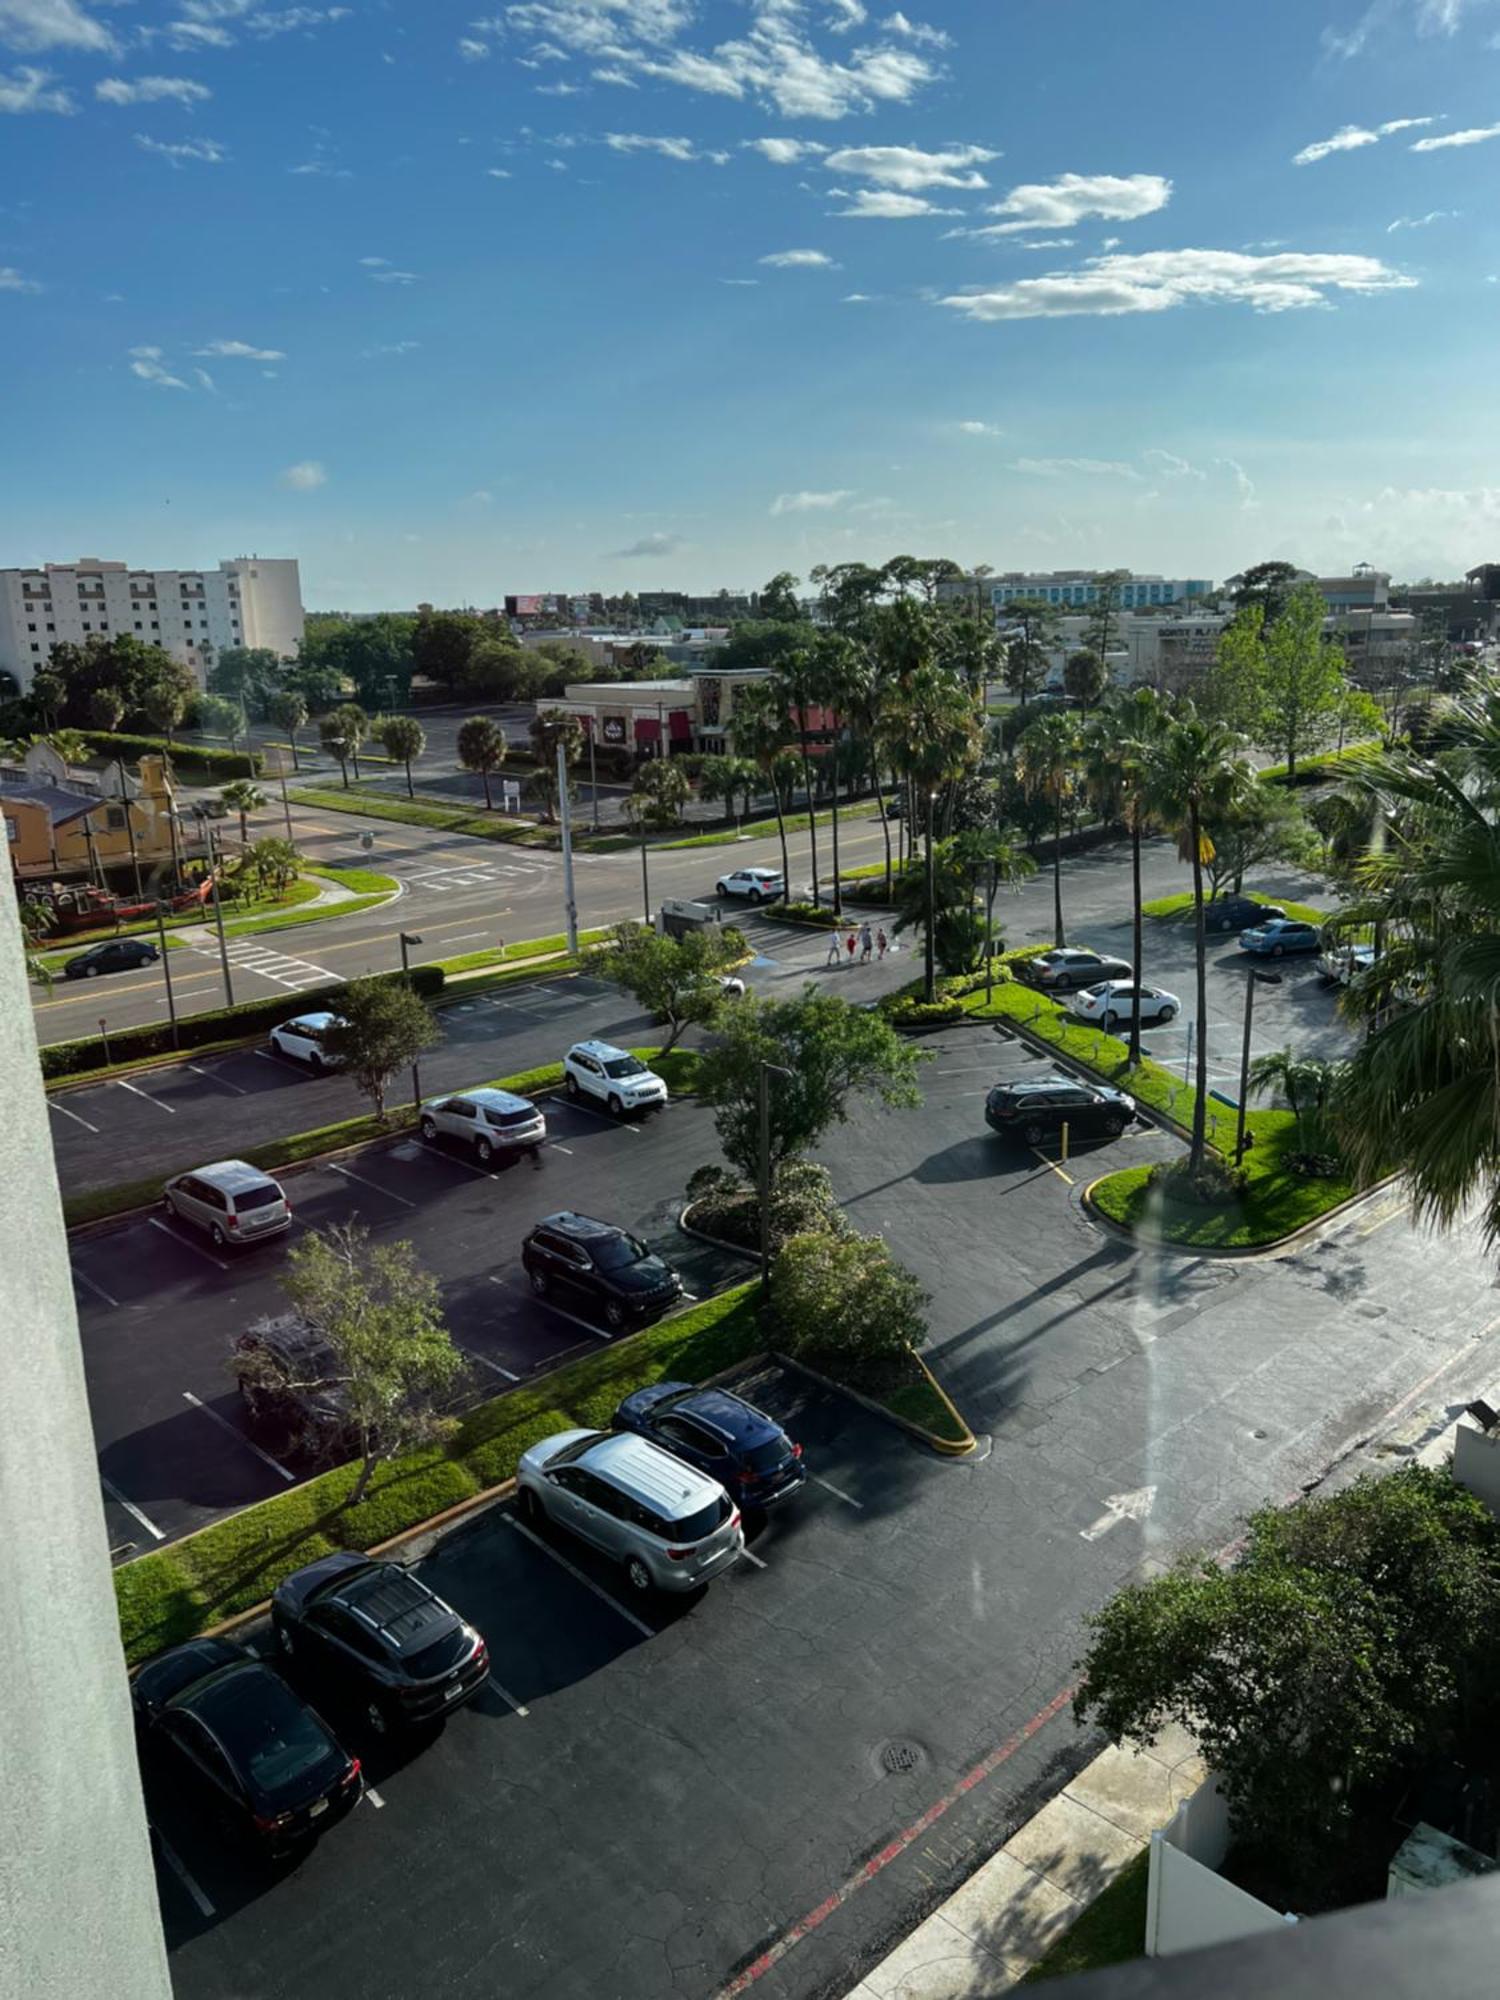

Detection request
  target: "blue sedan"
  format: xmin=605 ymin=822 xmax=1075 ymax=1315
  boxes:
xmin=612 ymin=1382 xmax=807 ymax=1509
xmin=1239 ymin=918 xmax=1321 ymax=958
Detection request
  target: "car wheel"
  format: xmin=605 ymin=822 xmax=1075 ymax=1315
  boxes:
xmin=310 ymin=1053 xmax=325 ymax=1072
xmin=608 ymin=1093 xmax=624 ymax=1117
xmin=566 ymin=1073 xmax=580 ymax=1098
xmin=1271 ymin=944 xmax=1285 ymax=958
xmin=624 ymin=1556 xmax=653 ymax=1595
xmin=518 ymin=1486 xmax=542 ymax=1526
xmin=364 ymin=1699 xmax=390 ymax=1738
xmin=1102 ymin=1012 xmax=1119 ymax=1032
xmin=748 ymin=888 xmax=763 ymax=905
xmin=86 ymin=965 xmax=99 ymax=978
xmin=476 ymin=1137 xmax=494 ymax=1164
xmin=420 ymin=1115 xmax=437 ymax=1140
xmin=716 ymin=881 xmax=729 ymax=897
xmin=604 ymin=1298 xmax=627 ymax=1331
xmin=1158 ymin=1004 xmax=1177 ymax=1023
xmin=210 ymin=1223 xmax=227 ymax=1249
xmin=1103 ymin=1114 xmax=1125 ymax=1136
xmin=529 ymin=1267 xmax=549 ymax=1298
xmin=1022 ymin=1121 xmax=1045 ymax=1146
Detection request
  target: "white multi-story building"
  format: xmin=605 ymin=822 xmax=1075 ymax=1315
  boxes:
xmin=940 ymin=569 xmax=1215 ymax=616
xmin=0 ymin=554 xmax=304 ymax=694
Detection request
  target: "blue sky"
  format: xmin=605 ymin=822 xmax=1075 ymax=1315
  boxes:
xmin=2 ymin=0 xmax=1499 ymax=607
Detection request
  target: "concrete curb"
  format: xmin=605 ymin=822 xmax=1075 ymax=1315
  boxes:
xmin=677 ymin=1201 xmax=759 ymax=1262
xmin=1079 ymin=1168 xmax=1402 ymax=1262
xmin=777 ymin=1350 xmax=978 ymax=1458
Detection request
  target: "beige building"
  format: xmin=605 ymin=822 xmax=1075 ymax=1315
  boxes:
xmin=1 ymin=743 xmax=195 ymax=887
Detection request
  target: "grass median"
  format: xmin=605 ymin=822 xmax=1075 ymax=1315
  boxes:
xmin=288 ymin=786 xmax=634 ymax=854
xmin=1141 ymin=888 xmax=1328 ymax=927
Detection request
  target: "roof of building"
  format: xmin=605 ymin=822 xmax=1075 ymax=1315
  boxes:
xmin=0 ymin=783 xmax=105 ymax=828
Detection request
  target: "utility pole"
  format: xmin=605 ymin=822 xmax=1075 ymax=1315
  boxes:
xmin=202 ymin=814 xmax=234 ymax=1008
xmin=923 ymin=791 xmax=937 ymax=1004
xmin=557 ymin=742 xmax=579 ymax=955
xmin=758 ymin=1062 xmax=794 ymax=1293
xmin=400 ymin=930 xmax=424 ymax=1109
xmin=1235 ymin=970 xmax=1282 ymax=1163
xmin=587 ymin=723 xmax=600 ymax=832
xmin=113 ymin=761 xmax=144 ymax=903
xmin=155 ymin=902 xmax=179 ymax=1049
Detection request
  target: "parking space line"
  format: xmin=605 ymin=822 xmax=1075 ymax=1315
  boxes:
xmin=101 ymin=1474 xmax=165 ymax=1542
xmin=71 ymin=1262 xmax=120 ymax=1309
xmin=365 ymin=1786 xmax=386 ymax=1809
xmin=468 ymin=1350 xmax=521 ymax=1382
xmin=330 ymin=1163 xmax=417 ymax=1207
xmin=114 ymin=1077 xmax=175 ymax=1114
xmin=48 ymin=1098 xmax=100 ymax=1133
xmin=558 ymin=1097 xmax=643 ymax=1133
xmin=486 ymin=1674 xmax=530 ymax=1717
xmin=504 ymin=1516 xmax=656 ymax=1638
xmin=148 ymin=1215 xmax=229 ymax=1272
xmin=1030 ymin=1147 xmax=1076 ymax=1187
xmin=417 ymin=1141 xmax=497 ymax=1182
xmin=487 ymin=1274 xmax=613 ymax=1342
xmin=810 ymin=1473 xmax=864 ymax=1510
xmin=738 ymin=1545 xmax=768 ymax=1570
xmin=181 ymin=1391 xmax=296 ymax=1482
xmin=547 ymin=1143 xmax=575 ymax=1156
xmin=187 ymin=1062 xmax=248 ymax=1095
xmin=151 ymin=1824 xmax=215 ymax=1917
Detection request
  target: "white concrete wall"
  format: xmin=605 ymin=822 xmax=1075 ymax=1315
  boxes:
xmin=1453 ymin=1417 xmax=1500 ymax=1516
xmin=221 ymin=556 xmax=304 ymax=660
xmin=1144 ymin=1775 xmax=1296 ymax=1957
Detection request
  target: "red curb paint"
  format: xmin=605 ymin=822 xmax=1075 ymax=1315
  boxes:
xmin=711 ymin=1683 xmax=1075 ymax=1998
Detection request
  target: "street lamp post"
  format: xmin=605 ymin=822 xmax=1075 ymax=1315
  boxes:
xmin=191 ymin=809 xmax=235 ymax=1009
xmin=758 ymin=1061 xmax=795 ymax=1293
xmin=327 ymin=735 xmax=349 ymax=788
xmin=923 ymin=790 xmax=938 ymax=1004
xmin=400 ymin=930 xmax=424 ymax=1110
xmin=155 ymin=901 xmax=179 ymax=1049
xmin=1235 ymin=968 xmax=1283 ymax=1164
xmin=587 ymin=721 xmax=600 ymax=833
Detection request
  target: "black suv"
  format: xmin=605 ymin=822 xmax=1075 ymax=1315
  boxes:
xmin=271 ymin=1553 xmax=490 ymax=1736
xmin=985 ymin=1074 xmax=1136 ymax=1145
xmin=1203 ymin=895 xmax=1286 ymax=934
xmin=521 ymin=1211 xmax=683 ymax=1329
xmin=613 ymin=1382 xmax=807 ymax=1510
xmin=234 ymin=1315 xmax=353 ymax=1461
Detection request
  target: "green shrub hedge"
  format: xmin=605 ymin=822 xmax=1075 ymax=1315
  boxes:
xmin=41 ymin=964 xmax=445 ymax=1080
xmin=78 ymin=729 xmax=262 ymax=780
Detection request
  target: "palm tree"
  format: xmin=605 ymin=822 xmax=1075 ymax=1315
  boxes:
xmin=268 ymin=690 xmax=308 ymax=771
xmin=219 ymin=779 xmax=268 ymax=849
xmin=378 ymin=714 xmax=426 ymax=798
xmin=1084 ymin=691 xmax=1171 ymax=1067
xmin=456 ymin=714 xmax=506 ymax=808
xmin=1016 ymin=711 xmax=1078 ymax=948
xmin=881 ymin=666 xmax=983 ymax=1000
xmin=1248 ymin=1047 xmax=1346 ymax=1158
xmin=731 ymin=682 xmax=797 ymax=893
xmin=805 ymin=634 xmax=866 ymax=917
xmin=774 ymin=646 xmax=827 ymax=907
xmin=951 ymin=826 xmax=1036 ymax=994
xmin=1149 ymin=709 xmax=1248 ymax=1174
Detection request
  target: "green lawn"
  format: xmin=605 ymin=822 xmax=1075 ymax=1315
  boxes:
xmin=1141 ymin=888 xmax=1329 ymax=927
xmin=288 ymin=786 xmax=634 ymax=854
xmin=1020 ymin=1850 xmax=1149 ymax=1984
xmin=656 ymin=801 xmax=880 ymax=851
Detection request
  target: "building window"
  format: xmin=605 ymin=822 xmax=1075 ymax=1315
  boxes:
xmin=106 ymin=807 xmax=126 ymax=832
xmin=46 ymin=623 xmax=54 ymax=633
xmin=30 ymin=641 xmax=39 ymax=652
xmin=26 ymin=622 xmax=35 ymax=632
xmin=81 ymin=621 xmax=90 ymax=632
xmin=151 ymin=620 xmax=159 ymax=630
xmin=134 ymin=621 xmax=142 ymax=631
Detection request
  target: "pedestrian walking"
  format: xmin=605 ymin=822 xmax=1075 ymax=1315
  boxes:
xmin=859 ymin=921 xmax=873 ymax=963
xmin=845 ymin=927 xmax=858 ymax=966
xmin=876 ymin=926 xmax=889 ymax=960
xmin=825 ymin=928 xmax=842 ymax=968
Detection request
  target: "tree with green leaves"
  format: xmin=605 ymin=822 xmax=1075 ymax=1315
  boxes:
xmin=697 ymin=753 xmax=759 ymax=825
xmin=47 ymin=631 xmax=195 ymax=729
xmin=1075 ymin=1466 xmax=1500 ymax=1893
xmin=195 ymin=692 xmax=247 ymax=749
xmin=268 ymin=689 xmax=308 ymax=770
xmin=322 ymin=974 xmax=437 ymax=1121
xmin=526 ymin=709 xmax=584 ymax=821
xmin=377 ymin=714 xmax=426 ymax=798
xmin=695 ymin=989 xmax=927 ymax=1185
xmin=881 ymin=659 xmax=983 ymax=997
xmin=219 ymin=779 xmax=268 ymax=848
xmin=323 ymin=702 xmax=368 ymax=782
xmin=1248 ymin=1047 xmax=1347 ymax=1159
xmin=245 ymin=1223 xmax=463 ymax=1506
xmin=297 ymin=613 xmax=416 ymax=709
xmin=809 ymin=560 xmax=887 ymax=635
xmin=624 ymin=756 xmax=691 ymax=831
xmin=772 ymin=1228 xmax=929 ymax=1366
xmin=141 ymin=680 xmax=187 ymax=746
xmin=1000 ymin=598 xmax=1061 ymax=709
xmin=464 ymin=636 xmax=542 ymax=701
xmin=210 ymin=646 xmax=282 ymax=716
xmin=1016 ymin=710 xmax=1078 ymax=949
xmin=411 ymin=609 xmax=480 ymax=691
xmin=243 ymin=834 xmax=299 ymax=898
xmin=1079 ymin=690 xmax=1170 ymax=1065
xmin=1261 ymin=583 xmax=1346 ymax=779
xmin=759 ymin=571 xmax=803 ymax=622
xmin=1199 ymin=602 xmax=1268 ymax=738
xmin=731 ymin=679 xmax=797 ymax=891
xmin=1081 ymin=570 xmax=1129 ymax=675
xmin=1063 ymin=647 xmax=1108 ymax=716
xmin=1231 ymin=558 xmax=1301 ymax=630
xmin=456 ymin=713 xmax=507 ymax=808
xmin=27 ymin=665 xmax=65 ymax=732
xmin=1333 ymin=681 xmax=1383 ymax=753
xmin=588 ymin=920 xmax=743 ymax=1051
xmin=88 ymin=685 xmax=125 ymax=732
xmin=1200 ymin=778 xmax=1315 ymax=897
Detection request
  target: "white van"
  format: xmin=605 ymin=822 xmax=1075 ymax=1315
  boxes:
xmin=268 ymin=1011 xmax=345 ymax=1070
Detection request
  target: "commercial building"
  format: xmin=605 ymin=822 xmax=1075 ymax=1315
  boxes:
xmin=544 ymin=666 xmax=833 ymax=761
xmin=0 ymin=554 xmax=304 ymax=693
xmin=1391 ymin=564 xmax=1500 ymax=645
xmin=941 ymin=570 xmax=1215 ymax=615
xmin=0 ymin=742 xmax=198 ymax=886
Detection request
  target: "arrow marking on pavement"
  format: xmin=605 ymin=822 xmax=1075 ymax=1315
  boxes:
xmin=1080 ymin=1485 xmax=1157 ymax=1541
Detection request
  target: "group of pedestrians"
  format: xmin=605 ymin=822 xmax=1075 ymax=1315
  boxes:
xmin=825 ymin=920 xmax=888 ymax=969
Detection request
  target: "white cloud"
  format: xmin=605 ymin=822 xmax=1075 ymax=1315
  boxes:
xmin=1216 ymin=457 xmax=1259 ymax=511
xmin=605 ymin=130 xmax=699 ymax=158
xmin=280 ymin=459 xmax=327 ymax=489
xmin=458 ymin=35 xmax=489 ymax=58
xmin=193 ymin=337 xmax=286 ymax=359
xmin=825 ymin=0 xmax=865 ymax=30
xmin=720 ymin=276 xmax=760 ymax=285
xmin=486 ymin=166 xmax=512 ymax=177
xmin=744 ymin=135 xmax=827 ymax=163
xmin=154 ymin=21 xmax=235 ymax=51
xmin=96 ymin=73 xmax=210 ymax=105
xmin=0 ymin=263 xmax=40 ymax=291
xmin=842 ymin=291 xmax=875 ymax=301
xmin=833 ymin=188 xmax=959 ymax=216
xmin=1142 ymin=447 xmax=1205 ymax=479
xmin=368 ymin=267 xmax=418 ymax=283
xmin=129 ymin=346 xmax=190 ymax=389
xmin=881 ymin=10 xmax=950 ymax=46
xmin=591 ymin=65 xmax=637 ymax=84
xmin=981 ymin=171 xmax=1170 ymax=233
xmin=1011 ymin=457 xmax=1144 ymax=480
xmin=770 ymin=488 xmax=853 ymax=513
xmin=0 ymin=0 xmax=115 ymax=55
xmin=941 ymin=247 xmax=1416 ymax=320
xmin=535 ymin=77 xmax=583 ymax=92
xmin=1412 ymin=121 xmax=1500 ymax=150
xmin=245 ymin=7 xmax=352 ymax=33
xmin=822 ymin=141 xmax=993 ymax=189
xmin=956 ymin=420 xmax=1001 ymax=436
xmin=470 ymin=489 xmax=494 ymax=503
xmin=0 ymin=62 xmax=71 ymax=110
xmin=760 ymin=247 xmax=835 ymax=266
xmin=194 ymin=366 xmax=216 ymax=391
xmin=360 ymin=339 xmax=421 ymax=356
xmin=1387 ymin=207 xmax=1459 ymax=229
xmin=134 ymin=132 xmax=226 ymax=164
xmin=360 ymin=255 xmax=388 ymax=265
xmin=1293 ymin=115 xmax=1439 ymax=165
xmin=609 ymin=530 xmax=688 ymax=558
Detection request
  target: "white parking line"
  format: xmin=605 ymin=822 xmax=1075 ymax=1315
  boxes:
xmin=486 ymin=1674 xmax=530 ymax=1717
xmin=468 ymin=1350 xmax=521 ymax=1382
xmin=547 ymin=1143 xmax=575 ymax=1156
xmin=71 ymin=1262 xmax=120 ymax=1309
xmin=114 ymin=1077 xmax=174 ymax=1114
xmin=48 ymin=1098 xmax=100 ymax=1133
xmin=152 ymin=1825 xmax=215 ymax=1917
xmin=737 ymin=1544 xmax=768 ymax=1570
xmin=101 ymin=1474 xmax=165 ymax=1542
xmin=329 ymin=1163 xmax=416 ymax=1207
xmin=365 ymin=1786 xmax=386 ymax=1810
xmin=810 ymin=1472 xmax=864 ymax=1510
xmin=187 ymin=1062 xmax=248 ymax=1095
xmin=418 ymin=1142 xmax=497 ymax=1182
xmin=503 ymin=1516 xmax=656 ymax=1638
xmin=148 ymin=1215 xmax=229 ymax=1272
xmin=181 ymin=1390 xmax=295 ymax=1482
xmin=488 ymin=1274 xmax=613 ymax=1342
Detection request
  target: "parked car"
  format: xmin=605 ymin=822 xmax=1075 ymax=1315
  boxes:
xmin=162 ymin=1160 xmax=291 ymax=1250
xmin=268 ymin=1011 xmax=346 ymax=1069
xmin=563 ymin=1039 xmax=668 ymax=1116
xmin=1018 ymin=947 xmax=1133 ymax=993
xmin=521 ymin=1211 xmax=682 ymax=1329
xmin=1240 ymin=918 xmax=1321 ymax=958
xmin=1066 ymin=981 xmax=1181 ymax=1029
xmin=516 ymin=1427 xmax=744 ymax=1595
xmin=985 ymin=1074 xmax=1136 ymax=1145
xmin=131 ymin=1636 xmax=362 ymax=1856
xmin=420 ymin=1086 xmax=547 ymax=1161
xmin=271 ymin=1552 xmax=489 ymax=1737
xmin=63 ymin=937 xmax=160 ymax=979
xmin=718 ymin=972 xmax=747 ymax=999
xmin=234 ymin=1314 xmax=351 ymax=1458
xmin=613 ymin=1382 xmax=806 ymax=1510
xmin=1319 ymin=942 xmax=1376 ymax=985
xmin=715 ymin=866 xmax=785 ymax=904
xmin=1202 ymin=896 xmax=1286 ymax=934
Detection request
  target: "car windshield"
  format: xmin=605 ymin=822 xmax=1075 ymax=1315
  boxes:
xmin=603 ymin=1057 xmax=646 ymax=1079
xmin=206 ymin=1679 xmax=333 ymax=1793
xmin=591 ymin=1233 xmax=648 ymax=1270
xmin=234 ymin=1184 xmax=283 ymax=1212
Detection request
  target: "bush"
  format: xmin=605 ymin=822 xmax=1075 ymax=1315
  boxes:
xmin=1144 ymin=1154 xmax=1248 ymax=1208
xmin=777 ymin=899 xmax=841 ymax=928
xmin=771 ymin=1227 xmax=928 ymax=1364
xmin=685 ymin=1159 xmax=849 ymax=1255
xmin=41 ymin=964 xmax=444 ymax=1080
xmin=884 ymin=996 xmax=964 ymax=1029
xmin=75 ymin=728 xmax=262 ymax=779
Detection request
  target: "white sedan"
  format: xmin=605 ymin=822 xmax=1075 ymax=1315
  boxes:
xmin=1066 ymin=981 xmax=1181 ymax=1030
xmin=715 ymin=867 xmax=785 ymax=904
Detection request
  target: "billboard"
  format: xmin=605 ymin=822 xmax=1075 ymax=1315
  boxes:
xmin=505 ymin=593 xmax=563 ymax=617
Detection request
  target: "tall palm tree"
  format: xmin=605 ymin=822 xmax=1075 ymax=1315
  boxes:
xmin=880 ymin=666 xmax=983 ymax=1000
xmin=1083 ymin=691 xmax=1172 ymax=1067
xmin=1248 ymin=1047 xmax=1346 ymax=1158
xmin=771 ymin=647 xmax=826 ymax=907
xmin=731 ymin=681 xmax=797 ymax=894
xmin=1016 ymin=711 xmax=1078 ymax=948
xmin=952 ymin=825 xmax=1036 ymax=995
xmin=1149 ymin=709 xmax=1248 ymax=1174
xmin=800 ymin=633 xmax=864 ymax=917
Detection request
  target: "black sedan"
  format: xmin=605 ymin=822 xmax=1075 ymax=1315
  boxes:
xmin=63 ymin=936 xmax=160 ymax=979
xmin=613 ymin=1382 xmax=806 ymax=1510
xmin=131 ymin=1636 xmax=362 ymax=1856
xmin=985 ymin=1074 xmax=1137 ymax=1145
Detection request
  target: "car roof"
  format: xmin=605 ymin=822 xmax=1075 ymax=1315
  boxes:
xmin=187 ymin=1663 xmax=334 ymax=1776
xmin=537 ymin=1210 xmax=623 ymax=1240
xmin=569 ymin=1038 xmax=629 ymax=1060
xmin=665 ymin=1387 xmax=780 ymax=1449
xmin=461 ymin=1087 xmax=538 ymax=1114
xmin=191 ymin=1159 xmax=283 ymax=1194
xmin=244 ymin=1313 xmax=337 ymax=1368
xmin=133 ymin=1636 xmax=248 ymax=1709
xmin=994 ymin=1074 xmax=1103 ymax=1098
xmin=330 ymin=1560 xmax=457 ymax=1654
xmin=281 ymin=1011 xmax=339 ymax=1032
xmin=740 ymin=865 xmax=780 ymax=876
xmin=582 ymin=1431 xmax=723 ymax=1510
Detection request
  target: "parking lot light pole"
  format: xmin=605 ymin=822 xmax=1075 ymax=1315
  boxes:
xmin=155 ymin=901 xmax=179 ymax=1049
xmin=923 ymin=791 xmax=937 ymax=1005
xmin=758 ymin=1062 xmax=795 ymax=1293
xmin=1235 ymin=969 xmax=1283 ymax=1164
xmin=400 ymin=931 xmax=424 ymax=1109
xmin=193 ymin=809 xmax=235 ymax=1010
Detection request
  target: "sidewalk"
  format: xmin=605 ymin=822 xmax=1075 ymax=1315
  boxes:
xmin=841 ymin=1726 xmax=1206 ymax=1999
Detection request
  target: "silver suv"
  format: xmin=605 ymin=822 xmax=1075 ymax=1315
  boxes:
xmin=162 ymin=1160 xmax=291 ymax=1249
xmin=419 ymin=1087 xmax=546 ymax=1161
xmin=563 ymin=1040 xmax=668 ymax=1116
xmin=516 ymin=1428 xmax=744 ymax=1594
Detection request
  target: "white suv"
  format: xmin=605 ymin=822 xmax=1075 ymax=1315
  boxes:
xmin=563 ymin=1040 xmax=668 ymax=1116
xmin=715 ymin=866 xmax=784 ymax=904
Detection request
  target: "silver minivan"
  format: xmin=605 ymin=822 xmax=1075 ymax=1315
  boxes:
xmin=419 ymin=1087 xmax=547 ymax=1162
xmin=516 ymin=1429 xmax=744 ymax=1594
xmin=162 ymin=1160 xmax=292 ymax=1250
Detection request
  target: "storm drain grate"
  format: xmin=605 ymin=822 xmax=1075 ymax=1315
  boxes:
xmin=881 ymin=1739 xmax=923 ymax=1775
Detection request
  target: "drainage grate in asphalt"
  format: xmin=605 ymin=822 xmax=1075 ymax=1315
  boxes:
xmin=880 ymin=1739 xmax=924 ymax=1776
